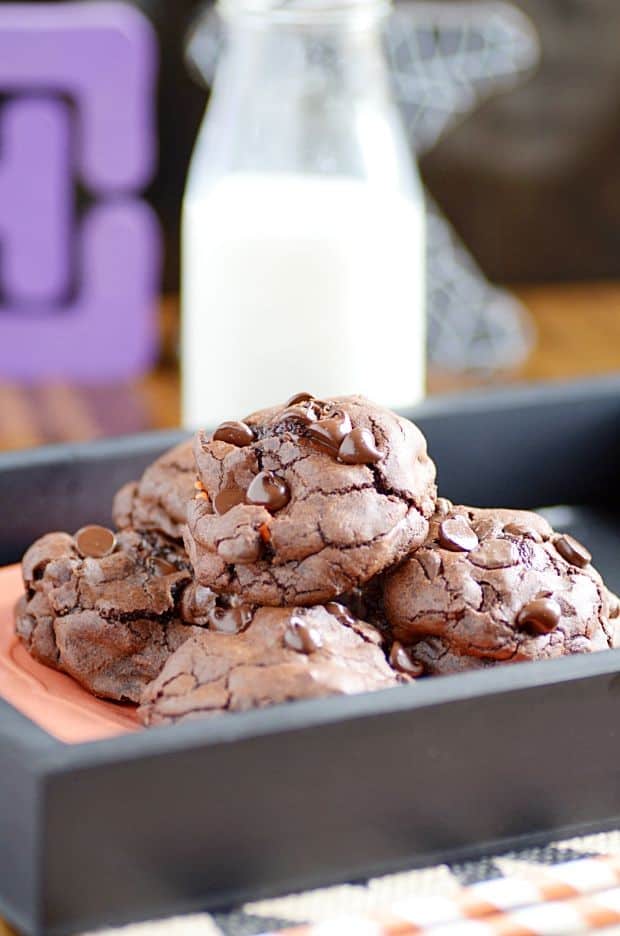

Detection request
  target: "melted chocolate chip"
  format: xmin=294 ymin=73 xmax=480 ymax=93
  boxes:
xmin=75 ymin=525 xmax=116 ymax=559
xmin=554 ymin=534 xmax=592 ymax=569
xmin=246 ymin=471 xmax=291 ymax=512
xmin=150 ymin=557 xmax=180 ymax=576
xmin=194 ymin=584 xmax=216 ymax=609
xmin=469 ymin=539 xmax=519 ymax=570
xmin=389 ymin=642 xmax=424 ymax=677
xmin=286 ymin=392 xmax=314 ymax=406
xmin=503 ymin=521 xmax=543 ymax=543
xmin=210 ymin=604 xmax=253 ymax=634
xmin=279 ymin=405 xmax=317 ymax=425
xmin=212 ymin=421 xmax=255 ymax=447
xmin=213 ymin=487 xmax=246 ymax=516
xmin=337 ymin=589 xmax=369 ymax=621
xmin=435 ymin=497 xmax=453 ymax=517
xmin=338 ymin=427 xmax=382 ymax=465
xmin=438 ymin=517 xmax=478 ymax=553
xmin=325 ymin=601 xmax=356 ymax=626
xmin=516 ymin=597 xmax=561 ymax=635
xmin=284 ymin=616 xmax=323 ymax=654
xmin=308 ymin=411 xmax=352 ymax=453
xmin=217 ymin=535 xmax=262 ymax=564
xmin=181 ymin=584 xmax=217 ymax=626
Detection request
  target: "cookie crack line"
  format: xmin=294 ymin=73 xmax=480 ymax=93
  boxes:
xmin=287 ymin=479 xmax=379 ymax=500
xmin=368 ymin=458 xmax=427 ymax=524
xmin=366 ymin=411 xmax=430 ymax=514
xmin=384 ymin=503 xmax=615 ymax=675
xmin=187 ymin=396 xmax=438 ymax=606
xmin=22 ymin=396 xmax=618 ymax=722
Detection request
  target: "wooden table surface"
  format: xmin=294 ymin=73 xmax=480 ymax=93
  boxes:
xmin=1 ymin=284 xmax=619 ymax=452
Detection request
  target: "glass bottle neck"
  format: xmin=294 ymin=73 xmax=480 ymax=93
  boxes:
xmin=196 ymin=0 xmax=414 ymax=190
xmin=215 ymin=1 xmax=390 ymax=85
xmin=216 ymin=0 xmax=391 ymax=31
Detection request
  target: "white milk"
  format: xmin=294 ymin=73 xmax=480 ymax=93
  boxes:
xmin=181 ymin=172 xmax=425 ymax=428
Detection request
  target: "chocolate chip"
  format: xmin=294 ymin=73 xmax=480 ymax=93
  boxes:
xmin=469 ymin=539 xmax=520 ymax=569
xmin=75 ymin=525 xmax=116 ymax=559
xmin=194 ymin=585 xmax=216 ymax=609
xmin=503 ymin=521 xmax=543 ymax=543
xmin=213 ymin=487 xmax=246 ymax=516
xmin=246 ymin=471 xmax=290 ymax=512
xmin=217 ymin=535 xmax=262 ymax=563
xmin=516 ymin=597 xmax=561 ymax=635
xmin=308 ymin=411 xmax=352 ymax=453
xmin=181 ymin=583 xmax=217 ymax=625
xmin=325 ymin=601 xmax=356 ymax=626
xmin=150 ymin=557 xmax=180 ymax=576
xmin=438 ymin=517 xmax=478 ymax=552
xmin=389 ymin=642 xmax=424 ymax=677
xmin=312 ymin=399 xmax=330 ymax=412
xmin=554 ymin=534 xmax=592 ymax=569
xmin=286 ymin=392 xmax=314 ymax=406
xmin=338 ymin=427 xmax=382 ymax=465
xmin=212 ymin=421 xmax=255 ymax=447
xmin=210 ymin=604 xmax=253 ymax=634
xmin=435 ymin=498 xmax=453 ymax=517
xmin=279 ymin=405 xmax=317 ymax=425
xmin=284 ymin=616 xmax=323 ymax=654
xmin=608 ymin=591 xmax=620 ymax=620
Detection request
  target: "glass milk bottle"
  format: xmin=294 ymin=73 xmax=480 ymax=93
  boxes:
xmin=182 ymin=0 xmax=425 ymax=428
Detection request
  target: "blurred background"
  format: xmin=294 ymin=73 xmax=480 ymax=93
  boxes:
xmin=1 ymin=0 xmax=620 ymax=449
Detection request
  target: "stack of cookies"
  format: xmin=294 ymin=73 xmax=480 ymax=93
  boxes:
xmin=15 ymin=394 xmax=620 ymax=727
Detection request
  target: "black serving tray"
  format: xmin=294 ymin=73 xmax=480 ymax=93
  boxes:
xmin=1 ymin=376 xmax=620 ymax=936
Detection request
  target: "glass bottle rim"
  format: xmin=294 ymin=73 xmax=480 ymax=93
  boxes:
xmin=216 ymin=0 xmax=392 ymax=27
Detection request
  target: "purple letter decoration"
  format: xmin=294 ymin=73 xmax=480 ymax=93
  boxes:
xmin=0 ymin=2 xmax=161 ymax=382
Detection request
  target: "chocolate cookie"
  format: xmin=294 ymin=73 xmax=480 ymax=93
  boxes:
xmin=138 ymin=603 xmax=403 ymax=725
xmin=16 ymin=526 xmax=202 ymax=702
xmin=382 ymin=502 xmax=617 ymax=674
xmin=185 ymin=394 xmax=437 ymax=606
xmin=113 ymin=439 xmax=195 ymax=542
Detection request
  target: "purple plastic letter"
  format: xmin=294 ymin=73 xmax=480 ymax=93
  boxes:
xmin=0 ymin=2 xmax=161 ymax=382
xmin=0 ymin=98 xmax=71 ymax=304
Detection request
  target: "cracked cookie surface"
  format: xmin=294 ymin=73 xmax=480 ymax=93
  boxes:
xmin=382 ymin=503 xmax=618 ymax=674
xmin=113 ymin=438 xmax=195 ymax=542
xmin=186 ymin=395 xmax=436 ymax=606
xmin=16 ymin=528 xmax=202 ymax=702
xmin=138 ymin=603 xmax=403 ymax=725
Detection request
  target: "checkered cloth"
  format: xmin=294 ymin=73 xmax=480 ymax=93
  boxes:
xmin=83 ymin=832 xmax=620 ymax=935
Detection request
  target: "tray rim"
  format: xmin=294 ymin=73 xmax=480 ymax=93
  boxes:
xmin=2 ymin=370 xmax=620 ymax=765
xmin=3 ymin=374 xmax=620 ymax=935
xmin=4 ymin=642 xmax=620 ymax=768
